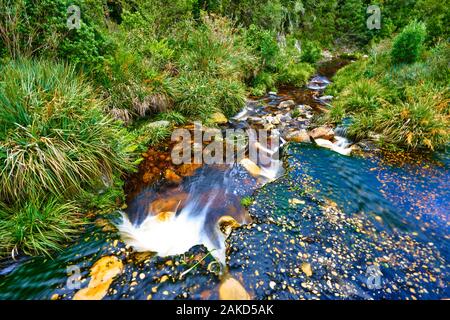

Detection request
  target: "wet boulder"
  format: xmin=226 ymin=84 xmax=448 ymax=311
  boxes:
xmin=309 ymin=126 xmax=335 ymax=141
xmin=278 ymin=100 xmax=296 ymax=109
xmin=285 ymin=130 xmax=311 ymax=143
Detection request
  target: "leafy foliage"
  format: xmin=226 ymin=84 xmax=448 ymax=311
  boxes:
xmin=300 ymin=40 xmax=322 ymax=64
xmin=391 ymin=21 xmax=427 ymax=64
xmin=328 ymin=39 xmax=449 ymax=151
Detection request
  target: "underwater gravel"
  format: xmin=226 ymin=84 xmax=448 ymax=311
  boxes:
xmin=226 ymin=143 xmax=449 ymax=300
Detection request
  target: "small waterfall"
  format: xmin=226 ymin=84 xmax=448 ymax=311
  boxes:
xmin=334 ymin=118 xmax=353 ymax=140
xmin=307 ymin=76 xmax=331 ymax=90
xmin=118 ymin=166 xmax=249 ymax=264
xmin=334 ymin=126 xmax=349 ymax=138
xmin=118 ymin=138 xmax=284 ymax=264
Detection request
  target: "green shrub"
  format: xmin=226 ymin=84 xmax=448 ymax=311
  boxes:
xmin=172 ymin=73 xmax=246 ymax=120
xmin=146 ymin=125 xmax=172 ymax=146
xmin=245 ymin=24 xmax=279 ymax=70
xmin=132 ymin=120 xmax=172 ymax=147
xmin=414 ymin=0 xmax=450 ymax=42
xmin=0 ymin=59 xmax=134 ymax=203
xmin=329 ymin=38 xmax=449 ymax=151
xmin=391 ymin=21 xmax=427 ymax=64
xmin=172 ymin=72 xmax=219 ymax=118
xmin=240 ymin=196 xmax=254 ymax=207
xmin=335 ymin=79 xmax=392 ymax=114
xmin=59 ymin=20 xmax=113 ymax=72
xmin=347 ymin=112 xmax=375 ymax=141
xmin=300 ymin=40 xmax=322 ymax=64
xmin=96 ymin=44 xmax=173 ymax=123
xmin=215 ymin=79 xmax=247 ymax=117
xmin=426 ymin=42 xmax=450 ymax=84
xmin=371 ymin=86 xmax=449 ymax=150
xmin=252 ymin=72 xmax=276 ymax=93
xmin=251 ymin=85 xmax=268 ymax=97
xmin=174 ymin=17 xmax=256 ymax=80
xmin=0 ymin=0 xmax=112 ymax=69
xmin=327 ymin=104 xmax=346 ymax=123
xmin=77 ymin=173 xmax=128 ymax=214
xmin=325 ymin=59 xmax=368 ymax=96
xmin=277 ymin=62 xmax=314 ymax=86
xmin=0 ymin=198 xmax=83 ymax=257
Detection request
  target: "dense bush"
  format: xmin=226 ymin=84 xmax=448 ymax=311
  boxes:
xmin=391 ymin=21 xmax=427 ymax=64
xmin=335 ymin=79 xmax=392 ymax=113
xmin=0 ymin=198 xmax=83 ymax=257
xmin=244 ymin=25 xmax=280 ymax=71
xmin=414 ymin=0 xmax=450 ymax=42
xmin=327 ymin=39 xmax=449 ymax=151
xmin=0 ymin=0 xmax=111 ymax=68
xmin=0 ymin=60 xmax=134 ymax=202
xmin=370 ymin=86 xmax=449 ymax=150
xmin=244 ymin=25 xmax=314 ymax=93
xmin=277 ymin=62 xmax=314 ymax=86
xmin=300 ymin=40 xmax=322 ymax=64
xmin=0 ymin=59 xmax=136 ymax=255
xmin=426 ymin=43 xmax=450 ymax=84
xmin=252 ymin=72 xmax=276 ymax=96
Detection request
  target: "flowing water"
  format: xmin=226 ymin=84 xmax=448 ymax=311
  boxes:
xmin=0 ymin=58 xmax=448 ymax=300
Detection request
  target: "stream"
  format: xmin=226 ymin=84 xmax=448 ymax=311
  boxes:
xmin=0 ymin=58 xmax=448 ymax=300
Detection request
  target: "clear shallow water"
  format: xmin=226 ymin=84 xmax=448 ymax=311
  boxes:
xmin=290 ymin=145 xmax=449 ymax=252
xmin=227 ymin=143 xmax=449 ymax=300
xmin=0 ymin=143 xmax=448 ymax=300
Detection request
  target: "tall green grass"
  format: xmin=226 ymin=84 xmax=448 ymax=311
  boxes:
xmin=0 ymin=59 xmax=134 ymax=202
xmin=0 ymin=198 xmax=83 ymax=257
xmin=0 ymin=59 xmax=136 ymax=256
xmin=327 ymin=38 xmax=449 ymax=151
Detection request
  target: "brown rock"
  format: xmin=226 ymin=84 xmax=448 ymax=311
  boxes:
xmin=217 ymin=215 xmax=241 ymax=237
xmin=301 ymin=262 xmax=313 ymax=277
xmin=73 ymin=256 xmax=123 ymax=300
xmin=178 ymin=163 xmax=202 ymax=177
xmin=152 ymin=167 xmax=161 ymax=174
xmin=164 ymin=169 xmax=182 ymax=184
xmin=309 ymin=126 xmax=334 ymax=141
xmin=279 ymin=100 xmax=295 ymax=108
xmin=239 ymin=158 xmax=261 ymax=178
xmin=142 ymin=172 xmax=154 ymax=184
xmin=286 ymin=130 xmax=311 ymax=143
xmin=219 ymin=276 xmax=251 ymax=300
xmin=149 ymin=193 xmax=188 ymax=214
xmin=155 ymin=211 xmax=176 ymax=222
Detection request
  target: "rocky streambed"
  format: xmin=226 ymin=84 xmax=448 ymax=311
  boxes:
xmin=0 ymin=59 xmax=448 ymax=300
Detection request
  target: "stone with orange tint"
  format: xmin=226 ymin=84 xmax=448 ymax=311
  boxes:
xmin=73 ymin=256 xmax=123 ymax=300
xmin=165 ymin=169 xmax=182 ymax=184
xmin=219 ymin=276 xmax=251 ymax=300
xmin=149 ymin=192 xmax=188 ymax=214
